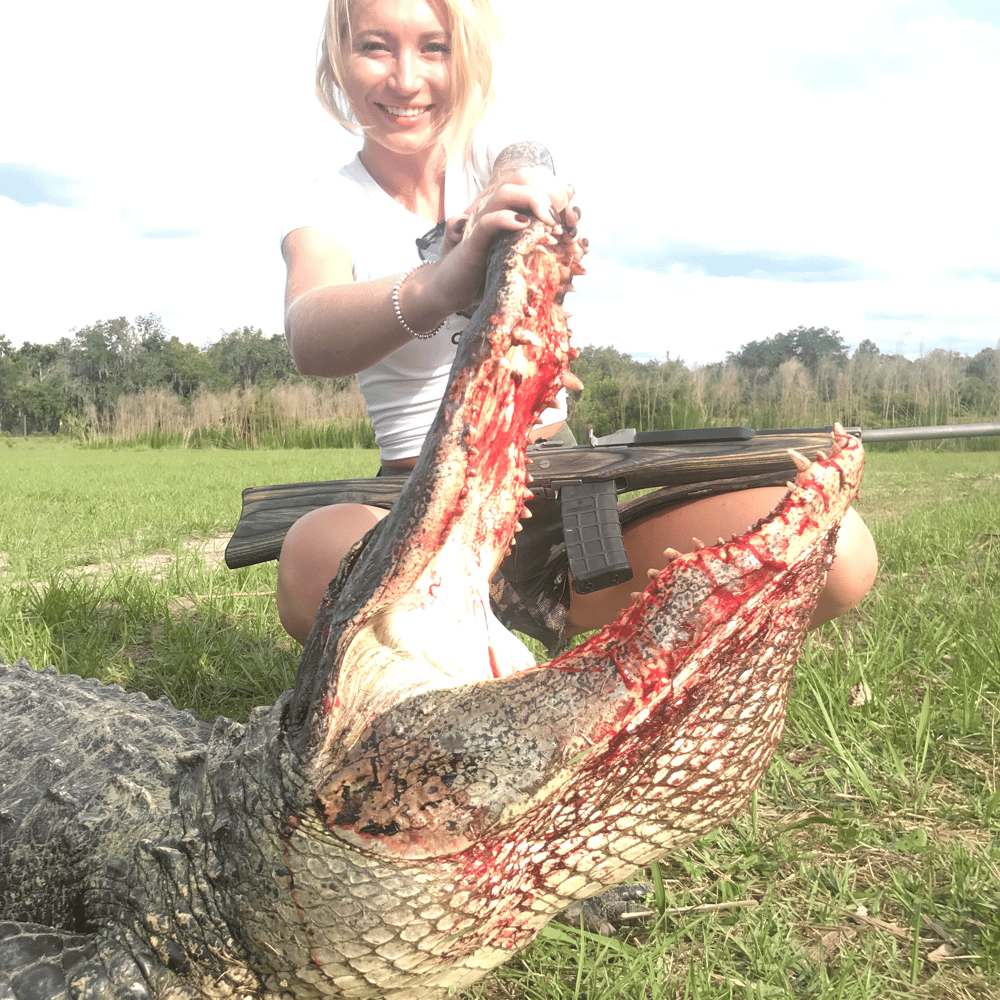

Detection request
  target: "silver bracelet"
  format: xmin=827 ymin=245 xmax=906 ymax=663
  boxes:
xmin=392 ymin=262 xmax=445 ymax=340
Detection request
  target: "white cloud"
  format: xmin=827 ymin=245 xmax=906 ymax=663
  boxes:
xmin=1 ymin=0 xmax=997 ymax=360
xmin=570 ymin=253 xmax=1000 ymax=364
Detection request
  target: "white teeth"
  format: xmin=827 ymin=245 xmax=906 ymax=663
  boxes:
xmin=381 ymin=104 xmax=426 ymax=117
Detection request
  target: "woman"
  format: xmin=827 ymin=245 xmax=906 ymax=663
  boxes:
xmin=277 ymin=0 xmax=877 ymax=645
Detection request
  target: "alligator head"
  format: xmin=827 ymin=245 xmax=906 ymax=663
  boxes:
xmin=274 ymin=226 xmax=865 ymax=997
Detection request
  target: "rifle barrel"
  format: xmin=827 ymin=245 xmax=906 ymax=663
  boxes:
xmin=862 ymin=422 xmax=1000 ymax=443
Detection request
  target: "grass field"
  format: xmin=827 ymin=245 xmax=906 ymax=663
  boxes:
xmin=1 ymin=437 xmax=998 ymax=998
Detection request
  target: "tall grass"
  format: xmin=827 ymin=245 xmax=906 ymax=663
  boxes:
xmin=46 ymin=346 xmax=1000 ymax=453
xmin=578 ymin=349 xmax=1000 ymax=448
xmin=82 ymin=382 xmax=375 ymax=450
xmin=692 ymin=350 xmax=1000 ymax=431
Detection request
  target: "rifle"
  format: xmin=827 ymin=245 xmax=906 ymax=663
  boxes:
xmin=224 ymin=422 xmax=1000 ymax=593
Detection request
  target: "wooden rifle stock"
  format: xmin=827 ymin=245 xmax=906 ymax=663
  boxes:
xmin=223 ymin=426 xmax=838 ymax=576
xmin=225 ymin=421 xmax=1000 ymax=589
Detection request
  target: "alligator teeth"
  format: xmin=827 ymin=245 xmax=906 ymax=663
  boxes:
xmin=512 ymin=329 xmax=544 ymax=348
xmin=691 ymin=537 xmax=706 ymax=550
xmin=562 ymin=372 xmax=584 ymax=391
xmin=788 ymin=449 xmax=811 ymax=472
xmin=663 ymin=547 xmax=682 ymax=561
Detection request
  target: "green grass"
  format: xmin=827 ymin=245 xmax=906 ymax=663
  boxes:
xmin=0 ymin=438 xmax=379 ymax=718
xmin=2 ymin=439 xmax=998 ymax=997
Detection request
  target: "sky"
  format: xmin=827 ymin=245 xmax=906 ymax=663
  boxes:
xmin=1 ymin=0 xmax=998 ymax=365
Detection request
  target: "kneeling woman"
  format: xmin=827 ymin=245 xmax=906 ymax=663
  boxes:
xmin=275 ymin=0 xmax=877 ymax=645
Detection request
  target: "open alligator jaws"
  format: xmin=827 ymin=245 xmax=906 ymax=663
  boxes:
xmin=0 ymin=225 xmax=864 ymax=999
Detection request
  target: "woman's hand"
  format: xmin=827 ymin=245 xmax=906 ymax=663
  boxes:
xmin=427 ymin=145 xmax=581 ymax=314
xmin=451 ymin=164 xmax=577 ymax=247
xmin=284 ymin=142 xmax=585 ymax=380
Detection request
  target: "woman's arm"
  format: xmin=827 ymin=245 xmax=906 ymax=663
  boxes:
xmin=282 ymin=142 xmax=579 ymax=380
xmin=282 ymin=228 xmax=454 ymax=377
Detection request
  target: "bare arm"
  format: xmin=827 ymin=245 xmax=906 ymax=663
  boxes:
xmin=282 ymin=142 xmax=579 ymax=379
xmin=282 ymin=228 xmax=450 ymax=377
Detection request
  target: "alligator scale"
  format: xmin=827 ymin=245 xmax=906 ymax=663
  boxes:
xmin=0 ymin=226 xmax=864 ymax=999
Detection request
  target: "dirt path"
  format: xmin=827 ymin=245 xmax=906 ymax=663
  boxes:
xmin=2 ymin=535 xmax=239 ymax=588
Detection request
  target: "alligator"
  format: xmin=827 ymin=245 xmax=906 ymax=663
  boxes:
xmin=0 ymin=224 xmax=865 ymax=999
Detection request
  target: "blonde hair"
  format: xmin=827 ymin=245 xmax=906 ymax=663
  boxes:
xmin=316 ymin=0 xmax=498 ymax=167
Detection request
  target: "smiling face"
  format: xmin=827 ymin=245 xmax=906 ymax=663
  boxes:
xmin=341 ymin=0 xmax=453 ymax=161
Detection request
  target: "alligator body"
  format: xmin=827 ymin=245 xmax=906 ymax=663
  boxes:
xmin=0 ymin=226 xmax=864 ymax=999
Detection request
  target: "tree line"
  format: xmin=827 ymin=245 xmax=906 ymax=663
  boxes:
xmin=0 ymin=317 xmax=326 ymax=436
xmin=1 ymin=317 xmax=997 ymax=441
xmin=571 ymin=326 xmax=998 ymax=438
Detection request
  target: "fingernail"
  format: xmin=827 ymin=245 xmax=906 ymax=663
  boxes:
xmin=515 ymin=213 xmax=531 ymax=223
xmin=453 ymin=218 xmax=466 ymax=235
xmin=549 ymin=206 xmax=561 ymax=223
